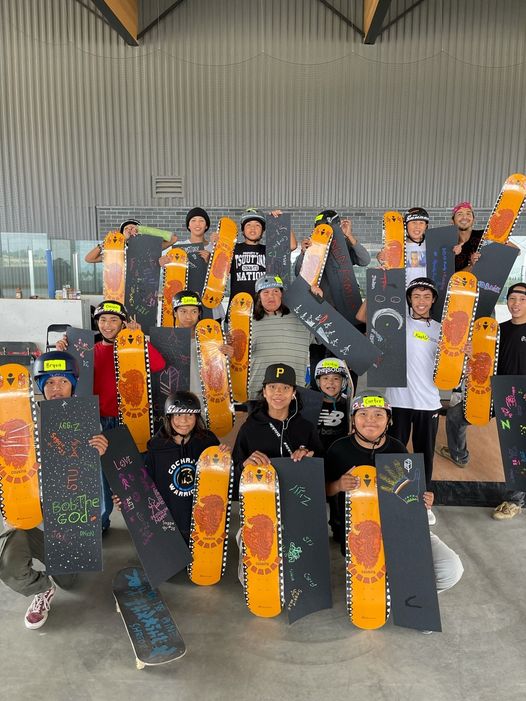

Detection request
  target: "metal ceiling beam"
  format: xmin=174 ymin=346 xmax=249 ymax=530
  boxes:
xmin=363 ymin=0 xmax=392 ymax=44
xmin=138 ymin=0 xmax=187 ymax=40
xmin=90 ymin=0 xmax=139 ymax=46
xmin=317 ymin=0 xmax=364 ymax=39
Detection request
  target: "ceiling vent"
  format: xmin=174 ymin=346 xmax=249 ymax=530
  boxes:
xmin=152 ymin=176 xmax=184 ymax=198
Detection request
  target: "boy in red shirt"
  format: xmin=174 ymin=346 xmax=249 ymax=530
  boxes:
xmin=58 ymin=300 xmax=165 ymax=530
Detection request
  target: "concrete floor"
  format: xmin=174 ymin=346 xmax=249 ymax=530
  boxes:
xmin=1 ymin=505 xmax=525 ymax=701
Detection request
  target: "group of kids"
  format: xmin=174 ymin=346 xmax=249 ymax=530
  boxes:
xmin=1 ymin=202 xmax=524 ymax=633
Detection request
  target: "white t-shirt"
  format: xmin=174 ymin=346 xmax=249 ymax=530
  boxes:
xmin=386 ymin=314 xmax=442 ymax=411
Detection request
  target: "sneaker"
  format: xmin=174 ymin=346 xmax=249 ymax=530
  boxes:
xmin=435 ymin=445 xmax=466 ymax=468
xmin=492 ymin=502 xmax=522 ymax=521
xmin=24 ymin=585 xmax=56 ymax=629
xmin=427 ymin=509 xmax=437 ymax=526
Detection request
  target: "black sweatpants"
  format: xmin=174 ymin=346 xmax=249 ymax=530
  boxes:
xmin=388 ymin=407 xmax=440 ymax=488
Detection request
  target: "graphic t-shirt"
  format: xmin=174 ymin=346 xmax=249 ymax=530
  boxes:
xmin=405 ymin=240 xmax=427 ymax=284
xmin=229 ymin=242 xmax=266 ymax=299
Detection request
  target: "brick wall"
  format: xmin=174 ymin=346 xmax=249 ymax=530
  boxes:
xmin=96 ymin=206 xmax=525 ymax=253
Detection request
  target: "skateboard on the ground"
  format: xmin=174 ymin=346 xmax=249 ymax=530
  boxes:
xmin=299 ymin=223 xmax=333 ymax=286
xmin=464 ymin=317 xmax=499 ymax=425
xmin=434 ymin=271 xmax=479 ymax=391
xmin=189 ymin=445 xmax=233 ymax=585
xmin=103 ymin=231 xmax=126 ymax=303
xmin=114 ymin=329 xmax=153 ymax=453
xmin=161 ymin=248 xmax=188 ymax=326
xmin=202 ymin=217 xmax=237 ymax=308
xmin=345 ymin=465 xmax=389 ymax=629
xmin=113 ymin=566 xmax=186 ymax=669
xmin=239 ymin=463 xmax=283 ymax=618
xmin=0 ymin=364 xmax=41 ymax=529
xmin=195 ymin=319 xmax=234 ymax=437
xmin=478 ymin=173 xmax=526 ymax=248
xmin=382 ymin=211 xmax=405 ymax=269
xmin=227 ymin=293 xmax=253 ymax=403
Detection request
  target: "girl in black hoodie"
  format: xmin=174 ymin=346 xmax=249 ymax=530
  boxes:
xmin=232 ymin=363 xmax=323 ymax=490
xmin=144 ymin=391 xmax=224 ymax=543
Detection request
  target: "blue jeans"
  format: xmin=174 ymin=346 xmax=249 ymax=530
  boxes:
xmin=100 ymin=416 xmax=119 ymax=530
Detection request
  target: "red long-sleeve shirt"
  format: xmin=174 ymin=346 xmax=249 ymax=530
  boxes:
xmin=94 ymin=341 xmax=166 ymax=417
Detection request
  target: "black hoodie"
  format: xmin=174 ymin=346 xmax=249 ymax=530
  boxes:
xmin=144 ymin=427 xmax=219 ymax=542
xmin=232 ymin=404 xmax=323 ymax=493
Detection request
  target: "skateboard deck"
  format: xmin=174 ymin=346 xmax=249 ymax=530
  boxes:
xmin=103 ymin=231 xmax=126 ymax=303
xmin=284 ymin=277 xmax=382 ymax=376
xmin=239 ymin=463 xmax=283 ymax=618
xmin=0 ymin=364 xmax=41 ymax=529
xmin=324 ymin=222 xmax=364 ymax=325
xmin=382 ymin=211 xmax=405 ymax=269
xmin=492 ymin=376 xmax=526 ymax=493
xmin=188 ymin=446 xmax=233 ymax=586
xmin=299 ymin=223 xmax=333 ymax=286
xmin=366 ymin=268 xmax=407 ymax=387
xmin=161 ymin=248 xmax=188 ymax=327
xmin=376 ymin=454 xmax=441 ymax=632
xmin=426 ymin=226 xmax=457 ymax=322
xmin=113 ymin=566 xmax=186 ymax=669
xmin=273 ymin=457 xmax=333 ymax=624
xmin=433 ymin=271 xmax=479 ymax=391
xmin=195 ymin=319 xmax=234 ymax=437
xmin=345 ymin=465 xmax=388 ymax=630
xmin=40 ymin=397 xmax=102 ymax=574
xmin=124 ymin=235 xmax=162 ymax=333
xmin=227 ymin=293 xmax=253 ymax=403
xmin=265 ymin=213 xmax=292 ymax=290
xmin=114 ymin=329 xmax=153 ymax=453
xmin=65 ymin=327 xmax=95 ymax=397
xmin=479 ymin=173 xmax=526 ymax=248
xmin=464 ymin=317 xmax=499 ymax=425
xmin=202 ymin=217 xmax=237 ymax=308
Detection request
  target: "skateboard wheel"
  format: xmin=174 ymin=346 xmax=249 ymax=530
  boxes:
xmin=136 ymin=659 xmax=145 ymax=670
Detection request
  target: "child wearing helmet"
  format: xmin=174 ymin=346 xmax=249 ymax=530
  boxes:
xmin=377 ymin=207 xmax=430 ymax=284
xmin=171 ymin=289 xmax=233 ymax=406
xmin=247 ymin=276 xmax=311 ymax=399
xmin=56 ymin=300 xmax=166 ymax=531
xmin=314 ymin=357 xmax=354 ymax=542
xmin=385 ymin=277 xmax=442 ymax=496
xmin=0 ymin=351 xmax=108 ymax=631
xmin=297 ymin=210 xmax=370 ymax=268
xmin=314 ymin=357 xmax=354 ymax=452
xmin=325 ymin=390 xmax=463 ymax=593
xmin=85 ymin=218 xmax=176 ymax=264
xmin=114 ymin=391 xmax=227 ymax=544
xmin=228 ymin=208 xmax=297 ymax=305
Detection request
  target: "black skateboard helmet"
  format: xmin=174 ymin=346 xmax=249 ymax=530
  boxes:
xmin=33 ymin=351 xmax=79 ymax=393
xmin=404 ymin=207 xmax=430 ymax=225
xmin=119 ymin=218 xmax=140 ymax=233
xmin=315 ymin=209 xmax=340 ymax=226
xmin=93 ymin=300 xmax=129 ymax=322
xmin=164 ymin=391 xmax=202 ymax=415
xmin=406 ymin=277 xmax=438 ymax=307
xmin=172 ymin=290 xmax=203 ymax=310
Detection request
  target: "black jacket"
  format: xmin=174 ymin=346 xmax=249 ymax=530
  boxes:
xmin=144 ymin=428 xmax=219 ymax=541
xmin=233 ymin=404 xmax=323 ymax=493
